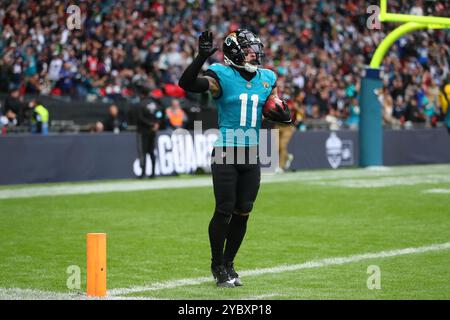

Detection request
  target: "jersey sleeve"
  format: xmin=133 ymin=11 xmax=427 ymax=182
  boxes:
xmin=268 ymin=69 xmax=277 ymax=89
xmin=207 ymin=63 xmax=223 ymax=78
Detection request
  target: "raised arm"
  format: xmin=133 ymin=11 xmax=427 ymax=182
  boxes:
xmin=178 ymin=31 xmax=221 ymax=98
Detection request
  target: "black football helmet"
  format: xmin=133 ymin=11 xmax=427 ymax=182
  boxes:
xmin=223 ymin=29 xmax=264 ymax=73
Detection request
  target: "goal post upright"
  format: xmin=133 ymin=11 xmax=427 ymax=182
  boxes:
xmin=359 ymin=0 xmax=450 ymax=167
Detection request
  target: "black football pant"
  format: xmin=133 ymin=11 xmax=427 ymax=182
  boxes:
xmin=209 ymin=146 xmax=261 ymax=267
xmin=137 ymin=131 xmax=156 ymax=177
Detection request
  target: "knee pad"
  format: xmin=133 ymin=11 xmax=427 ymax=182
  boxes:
xmin=235 ymin=202 xmax=253 ymax=215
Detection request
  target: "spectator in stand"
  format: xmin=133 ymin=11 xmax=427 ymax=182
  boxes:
xmin=377 ymin=87 xmax=400 ymax=128
xmin=0 ymin=0 xmax=448 ymax=129
xmin=393 ymin=95 xmax=406 ymax=124
xmin=345 ymin=98 xmax=360 ymax=130
xmin=96 ymin=104 xmax=128 ymax=134
xmin=325 ymin=107 xmax=341 ymax=131
xmin=2 ymin=88 xmax=24 ymax=127
xmin=404 ymin=97 xmax=425 ymax=129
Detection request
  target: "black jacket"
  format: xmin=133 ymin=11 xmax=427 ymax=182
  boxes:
xmin=103 ymin=114 xmax=128 ymax=132
xmin=137 ymin=102 xmax=162 ymax=134
xmin=3 ymin=95 xmax=24 ymax=124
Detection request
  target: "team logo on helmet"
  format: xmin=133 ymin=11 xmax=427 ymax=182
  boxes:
xmin=225 ymin=32 xmax=237 ymax=46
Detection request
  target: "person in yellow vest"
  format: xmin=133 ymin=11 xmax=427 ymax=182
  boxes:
xmin=439 ymin=84 xmax=449 ymax=114
xmin=29 ymin=99 xmax=49 ymax=135
xmin=441 ymin=84 xmax=450 ymax=134
xmin=165 ymin=99 xmax=187 ymax=129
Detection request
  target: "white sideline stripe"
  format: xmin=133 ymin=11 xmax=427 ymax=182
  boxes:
xmin=108 ymin=241 xmax=450 ymax=296
xmin=0 ymin=288 xmax=80 ymax=300
xmin=108 ymin=277 xmax=212 ymax=296
xmin=2 ymin=242 xmax=449 ymax=300
xmin=313 ymin=174 xmax=450 ymax=188
xmin=364 ymin=166 xmax=391 ymax=171
xmin=0 ymin=288 xmax=162 ymax=300
xmin=0 ymin=179 xmax=213 ymax=200
xmin=1 ymin=165 xmax=450 ymax=200
xmin=423 ymin=188 xmax=450 ymax=194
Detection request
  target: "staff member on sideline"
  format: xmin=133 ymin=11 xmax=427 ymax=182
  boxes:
xmin=136 ymin=92 xmax=162 ymax=179
xmin=29 ymin=99 xmax=49 ymax=135
xmin=165 ymin=98 xmax=188 ymax=129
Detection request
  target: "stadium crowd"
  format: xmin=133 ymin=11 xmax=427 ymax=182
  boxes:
xmin=0 ymin=0 xmax=449 ymax=131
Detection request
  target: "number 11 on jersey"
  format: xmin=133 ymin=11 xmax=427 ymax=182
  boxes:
xmin=239 ymin=93 xmax=258 ymax=127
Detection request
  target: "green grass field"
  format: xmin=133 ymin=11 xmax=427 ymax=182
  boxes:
xmin=0 ymin=164 xmax=449 ymax=300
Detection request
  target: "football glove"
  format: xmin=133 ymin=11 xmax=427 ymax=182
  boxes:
xmin=268 ymin=101 xmax=292 ymax=124
xmin=198 ymin=30 xmax=218 ymax=58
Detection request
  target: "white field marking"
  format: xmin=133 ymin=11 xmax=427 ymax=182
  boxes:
xmin=0 ymin=288 xmax=163 ymax=300
xmin=364 ymin=166 xmax=391 ymax=171
xmin=312 ymin=174 xmax=450 ymax=188
xmin=1 ymin=165 xmax=449 ymax=200
xmin=0 ymin=179 xmax=212 ymax=200
xmin=0 ymin=288 xmax=81 ymax=300
xmin=108 ymin=241 xmax=450 ymax=297
xmin=113 ymin=293 xmax=284 ymax=300
xmin=108 ymin=276 xmax=212 ymax=296
xmin=2 ymin=241 xmax=450 ymax=300
xmin=423 ymin=188 xmax=450 ymax=194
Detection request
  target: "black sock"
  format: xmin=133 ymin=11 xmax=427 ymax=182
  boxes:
xmin=224 ymin=214 xmax=249 ymax=264
xmin=208 ymin=212 xmax=231 ymax=267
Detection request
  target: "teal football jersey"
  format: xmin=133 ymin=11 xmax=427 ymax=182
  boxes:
xmin=207 ymin=63 xmax=277 ymax=147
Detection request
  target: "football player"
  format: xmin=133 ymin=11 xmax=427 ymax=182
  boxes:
xmin=179 ymin=29 xmax=291 ymax=287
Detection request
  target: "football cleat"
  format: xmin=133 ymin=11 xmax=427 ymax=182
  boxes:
xmin=211 ymin=264 xmax=235 ymax=288
xmin=284 ymin=153 xmax=294 ymax=170
xmin=225 ymin=262 xmax=242 ymax=286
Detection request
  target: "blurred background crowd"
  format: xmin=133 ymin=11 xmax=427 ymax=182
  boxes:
xmin=0 ymin=0 xmax=449 ymax=132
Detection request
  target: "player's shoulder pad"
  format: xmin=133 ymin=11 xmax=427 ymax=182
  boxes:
xmin=208 ymin=63 xmax=234 ymax=78
xmin=208 ymin=63 xmax=226 ymax=74
xmin=259 ymin=68 xmax=277 ymax=87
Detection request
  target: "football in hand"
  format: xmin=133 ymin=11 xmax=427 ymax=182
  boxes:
xmin=263 ymin=95 xmax=283 ymax=118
